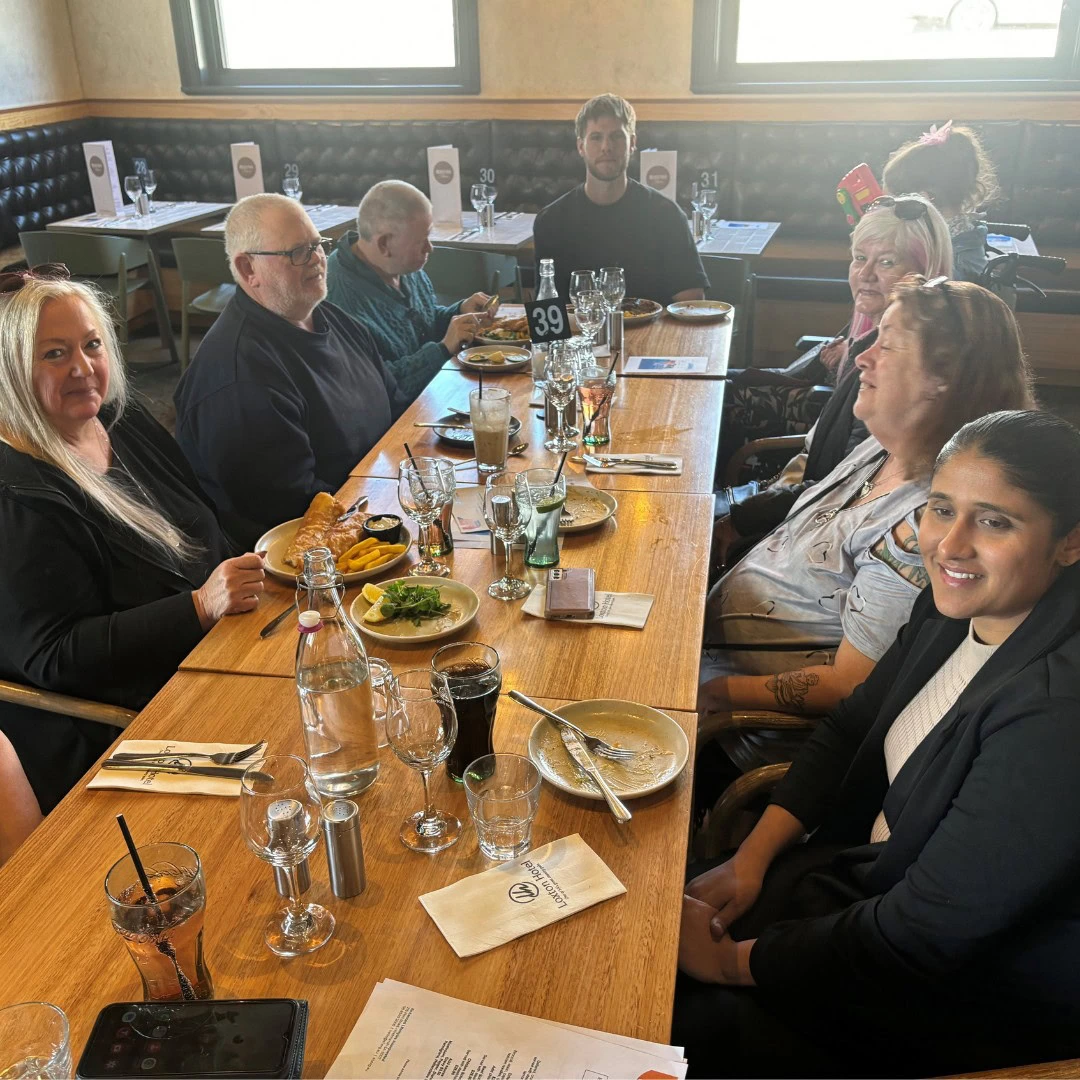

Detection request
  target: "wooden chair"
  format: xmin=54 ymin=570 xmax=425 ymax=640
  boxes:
xmin=170 ymin=237 xmax=236 ymax=371
xmin=18 ymin=231 xmax=150 ymax=344
xmin=426 ymin=247 xmax=521 ymax=306
xmin=702 ymin=254 xmax=756 ymax=368
xmin=0 ymin=679 xmax=136 ymax=730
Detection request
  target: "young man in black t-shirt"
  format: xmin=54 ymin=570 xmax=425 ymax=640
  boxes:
xmin=533 ymin=93 xmax=709 ymax=305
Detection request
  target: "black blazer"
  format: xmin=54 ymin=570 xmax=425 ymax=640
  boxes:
xmin=750 ymin=565 xmax=1080 ymax=1020
xmin=0 ymin=404 xmax=232 ymax=811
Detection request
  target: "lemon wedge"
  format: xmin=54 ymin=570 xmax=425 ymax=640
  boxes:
xmin=361 ymin=583 xmax=384 ymax=605
xmin=363 ymin=597 xmax=390 ymax=624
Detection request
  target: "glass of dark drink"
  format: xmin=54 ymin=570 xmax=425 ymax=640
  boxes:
xmin=105 ymin=842 xmax=214 ymax=1002
xmin=431 ymin=642 xmax=502 ymax=783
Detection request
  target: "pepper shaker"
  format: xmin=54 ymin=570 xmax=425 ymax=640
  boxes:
xmin=321 ymin=799 xmax=367 ymax=898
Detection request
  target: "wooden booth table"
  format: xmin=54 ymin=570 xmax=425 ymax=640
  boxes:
xmin=0 ymin=671 xmax=694 ymax=1076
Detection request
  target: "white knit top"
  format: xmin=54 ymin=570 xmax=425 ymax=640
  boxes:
xmin=870 ymin=623 xmax=999 ymax=843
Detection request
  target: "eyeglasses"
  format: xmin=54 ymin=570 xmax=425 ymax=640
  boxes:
xmin=0 ymin=262 xmax=72 ymax=295
xmin=245 ymin=237 xmax=333 ymax=267
xmin=865 ymin=195 xmax=929 ymax=222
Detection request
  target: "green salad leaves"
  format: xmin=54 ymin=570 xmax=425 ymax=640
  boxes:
xmin=379 ymin=582 xmax=452 ymax=626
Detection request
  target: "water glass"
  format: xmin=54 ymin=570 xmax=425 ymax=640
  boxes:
xmin=123 ymin=175 xmax=143 ymax=213
xmin=386 ymin=669 xmax=461 ymax=854
xmin=517 ymin=468 xmax=565 ymax=567
xmin=482 ymin=474 xmax=532 ymax=600
xmin=0 ymin=1003 xmax=71 ymax=1079
xmin=568 ymin=270 xmax=597 ymax=308
xmin=240 ymin=755 xmax=335 ymax=956
xmin=105 ymin=842 xmax=214 ymax=1001
xmin=469 ymin=386 xmax=512 ymax=475
xmin=542 ymin=341 xmax=580 ymax=453
xmin=398 ymin=457 xmax=456 ymax=577
xmin=575 ymin=289 xmax=606 ymax=349
xmin=599 ymin=266 xmax=626 ymax=313
xmin=578 ymin=362 xmax=617 ymax=446
xmin=464 ymin=754 xmax=542 ymax=861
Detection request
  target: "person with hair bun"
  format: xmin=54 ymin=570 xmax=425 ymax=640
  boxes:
xmin=0 ymin=270 xmax=264 ymax=812
xmin=883 ymin=120 xmax=1001 ymax=282
xmin=679 ymin=410 xmax=1080 ymax=1078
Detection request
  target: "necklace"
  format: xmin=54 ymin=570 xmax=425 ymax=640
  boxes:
xmin=813 ymin=453 xmax=894 ymax=527
xmin=94 ymin=419 xmax=154 ymax=506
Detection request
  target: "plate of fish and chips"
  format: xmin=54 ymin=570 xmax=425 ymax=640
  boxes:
xmin=475 ymin=314 xmax=531 ymax=345
xmin=256 ymin=492 xmax=413 ymax=584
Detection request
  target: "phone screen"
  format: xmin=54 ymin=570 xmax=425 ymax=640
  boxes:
xmin=77 ymin=1000 xmax=298 ymax=1079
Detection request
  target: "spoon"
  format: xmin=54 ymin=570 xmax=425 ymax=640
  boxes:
xmin=454 ymin=442 xmax=529 ymax=467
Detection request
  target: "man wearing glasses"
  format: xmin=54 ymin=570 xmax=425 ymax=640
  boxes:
xmin=533 ymin=93 xmax=708 ymax=304
xmin=175 ymin=193 xmax=405 ymax=546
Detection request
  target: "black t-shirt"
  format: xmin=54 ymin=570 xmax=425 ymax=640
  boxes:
xmin=533 ymin=179 xmax=709 ymax=304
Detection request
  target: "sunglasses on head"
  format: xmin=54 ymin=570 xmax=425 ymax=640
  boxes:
xmin=0 ymin=263 xmax=72 ymax=295
xmin=921 ymin=274 xmax=965 ymax=331
xmin=866 ymin=195 xmax=929 ymax=222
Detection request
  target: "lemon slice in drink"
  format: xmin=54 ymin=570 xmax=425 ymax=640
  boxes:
xmin=535 ymin=494 xmax=566 ymax=514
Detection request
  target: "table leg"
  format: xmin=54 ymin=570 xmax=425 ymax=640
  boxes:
xmin=146 ymin=242 xmax=180 ymax=367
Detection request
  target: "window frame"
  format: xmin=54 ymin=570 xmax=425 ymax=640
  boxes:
xmin=170 ymin=0 xmax=481 ymax=95
xmin=691 ymin=0 xmax=1080 ymax=94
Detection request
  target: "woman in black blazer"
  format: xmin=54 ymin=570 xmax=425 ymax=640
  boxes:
xmin=677 ymin=410 xmax=1080 ymax=1078
xmin=0 ymin=268 xmax=265 ymax=812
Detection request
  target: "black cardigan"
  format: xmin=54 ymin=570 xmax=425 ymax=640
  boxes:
xmin=0 ymin=404 xmax=232 ymax=811
xmin=750 ymin=565 xmax=1080 ymax=1020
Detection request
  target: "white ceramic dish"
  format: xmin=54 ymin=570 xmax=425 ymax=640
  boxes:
xmin=665 ymin=299 xmax=733 ymax=322
xmin=348 ymin=576 xmax=479 ymax=645
xmin=256 ymin=519 xmax=413 ymax=585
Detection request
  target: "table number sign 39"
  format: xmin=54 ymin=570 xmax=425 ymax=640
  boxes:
xmin=525 ymin=299 xmax=572 ymax=344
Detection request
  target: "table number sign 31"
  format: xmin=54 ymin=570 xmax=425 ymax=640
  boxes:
xmin=525 ymin=299 xmax=572 ymax=344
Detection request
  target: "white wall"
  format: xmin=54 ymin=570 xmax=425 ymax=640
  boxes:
xmin=0 ymin=0 xmax=83 ymax=109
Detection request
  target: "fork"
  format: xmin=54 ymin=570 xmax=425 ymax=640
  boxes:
xmin=583 ymin=454 xmax=677 ymax=471
xmin=507 ymin=692 xmax=636 ymax=762
xmin=109 ymin=741 xmax=266 ymax=766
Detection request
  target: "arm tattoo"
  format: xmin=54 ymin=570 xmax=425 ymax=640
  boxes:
xmin=765 ymin=670 xmax=820 ymax=711
xmin=871 ymin=530 xmax=930 ymax=589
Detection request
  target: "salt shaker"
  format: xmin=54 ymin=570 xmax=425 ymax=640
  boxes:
xmin=321 ymin=799 xmax=367 ymax=898
xmin=267 ymin=798 xmax=311 ymax=896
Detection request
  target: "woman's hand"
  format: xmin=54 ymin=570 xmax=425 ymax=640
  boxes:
xmin=192 ymin=553 xmax=265 ymax=630
xmin=679 ymin=895 xmax=756 ymax=985
xmin=685 ymin=854 xmax=765 ymax=940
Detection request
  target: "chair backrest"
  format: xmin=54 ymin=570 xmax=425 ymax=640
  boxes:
xmin=426 ymin=247 xmax=520 ymax=305
xmin=170 ymin=236 xmax=233 ymax=286
xmin=18 ymin=231 xmax=149 ymax=278
xmin=701 ymin=254 xmax=750 ymax=306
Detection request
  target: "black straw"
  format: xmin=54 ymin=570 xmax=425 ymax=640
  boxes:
xmin=604 ymin=346 xmax=620 ymax=382
xmin=478 ymin=371 xmax=483 ymax=399
xmin=116 ymin=813 xmax=157 ymax=908
xmin=551 ymin=450 xmax=569 ymax=496
xmin=404 ymin=441 xmax=431 ymax=496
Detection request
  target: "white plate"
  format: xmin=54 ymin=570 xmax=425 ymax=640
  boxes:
xmin=256 ymin=519 xmax=413 ymax=585
xmin=559 ymin=485 xmax=617 ymax=533
xmin=348 ymin=576 xmax=479 ymax=645
xmin=455 ymin=345 xmax=532 ymax=372
xmin=665 ymin=299 xmax=733 ymax=322
xmin=527 ymin=699 xmax=689 ymax=801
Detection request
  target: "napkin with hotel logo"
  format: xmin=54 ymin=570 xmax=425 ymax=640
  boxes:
xmin=418 ymin=834 xmax=626 ymax=957
xmin=86 ymin=740 xmax=266 ymax=797
xmin=523 ymin=586 xmax=654 ymax=628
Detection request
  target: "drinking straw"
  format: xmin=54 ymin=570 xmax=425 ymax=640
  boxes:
xmin=116 ymin=813 xmax=158 ymax=907
xmin=404 ymin=441 xmax=431 ymax=497
xmin=550 ymin=450 xmax=569 ymax=498
xmin=478 ymin=371 xmax=483 ymax=399
xmin=605 ymin=346 xmax=620 ymax=382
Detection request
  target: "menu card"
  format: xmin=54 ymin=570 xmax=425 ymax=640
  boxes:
xmin=230 ymin=142 xmax=265 ymax=200
xmin=82 ymin=141 xmax=124 ymax=216
xmin=624 ymin=355 xmax=708 ymax=375
xmin=419 ymin=834 xmax=625 ymax=957
xmin=326 ymin=980 xmax=688 ymax=1079
xmin=639 ymin=149 xmax=678 ymax=202
xmin=427 ymin=145 xmax=462 ymax=225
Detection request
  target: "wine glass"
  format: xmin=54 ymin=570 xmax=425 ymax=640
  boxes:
xmin=282 ymin=163 xmax=302 ymax=201
xmin=470 ymin=183 xmax=487 ymax=222
xmin=574 ymin=289 xmax=606 ymax=350
xmin=123 ymin=175 xmax=143 ymax=214
xmin=568 ymin=270 xmax=597 ymax=309
xmin=698 ymin=188 xmax=718 ymax=236
xmin=543 ymin=340 xmax=580 ymax=453
xmin=386 ymin=669 xmax=460 ymax=853
xmin=599 ymin=266 xmax=626 ymax=315
xmin=398 ymin=457 xmax=455 ymax=578
xmin=143 ymin=169 xmax=158 ymax=213
xmin=239 ymin=755 xmax=335 ymax=957
xmin=483 ymin=474 xmax=532 ymax=600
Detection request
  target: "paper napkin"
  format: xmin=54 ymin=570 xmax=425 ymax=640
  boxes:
xmin=419 ymin=833 xmax=626 ymax=957
xmin=86 ymin=740 xmax=265 ymax=798
xmin=523 ymin=587 xmax=654 ymax=628
xmin=584 ymin=453 xmax=683 ymax=475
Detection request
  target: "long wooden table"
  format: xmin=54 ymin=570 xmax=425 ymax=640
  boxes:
xmin=0 ymin=315 xmax=729 ymax=1076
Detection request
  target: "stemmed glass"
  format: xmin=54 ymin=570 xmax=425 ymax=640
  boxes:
xmin=483 ymin=474 xmax=532 ymax=600
xmin=568 ymin=270 xmax=597 ymax=309
xmin=239 ymin=755 xmax=335 ymax=957
xmin=698 ymin=187 xmax=718 ymax=237
xmin=574 ymin=289 xmax=606 ymax=350
xmin=282 ymin=163 xmax=302 ymax=201
xmin=543 ymin=340 xmax=580 ymax=453
xmin=470 ymin=182 xmax=486 ymax=218
xmin=386 ymin=669 xmax=460 ymax=853
xmin=143 ymin=169 xmax=158 ymax=213
xmin=599 ymin=266 xmax=626 ymax=315
xmin=398 ymin=457 xmax=456 ymax=578
xmin=123 ymin=175 xmax=143 ymax=214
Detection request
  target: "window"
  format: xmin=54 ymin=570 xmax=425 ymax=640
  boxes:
xmin=691 ymin=0 xmax=1080 ymax=92
xmin=170 ymin=0 xmax=480 ymax=95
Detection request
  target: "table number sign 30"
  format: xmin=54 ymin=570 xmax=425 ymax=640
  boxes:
xmin=524 ymin=299 xmax=572 ymax=344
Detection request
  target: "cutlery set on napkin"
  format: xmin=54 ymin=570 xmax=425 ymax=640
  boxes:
xmin=87 ymin=740 xmax=267 ymax=796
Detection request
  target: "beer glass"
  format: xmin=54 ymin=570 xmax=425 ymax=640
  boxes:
xmin=431 ymin=642 xmax=502 ymax=782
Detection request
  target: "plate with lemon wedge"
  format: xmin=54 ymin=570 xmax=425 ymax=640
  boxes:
xmin=349 ymin=577 xmax=480 ymax=644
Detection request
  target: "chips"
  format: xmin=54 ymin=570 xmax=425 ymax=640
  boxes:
xmin=336 ymin=541 xmax=407 ymax=574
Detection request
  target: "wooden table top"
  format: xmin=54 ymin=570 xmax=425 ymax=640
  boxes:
xmin=353 ymin=367 xmax=724 ymax=498
xmin=620 ymin=313 xmax=732 ymax=380
xmin=181 ymin=475 xmax=713 ymax=714
xmin=0 ymin=672 xmax=694 ymax=1076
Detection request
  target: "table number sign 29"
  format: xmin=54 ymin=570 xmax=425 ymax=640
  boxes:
xmin=525 ymin=299 xmax=572 ymax=344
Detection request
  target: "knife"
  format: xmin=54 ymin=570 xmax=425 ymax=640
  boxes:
xmin=101 ymin=760 xmax=269 ymax=781
xmin=583 ymin=454 xmax=678 ymax=470
xmin=558 ymin=727 xmax=632 ymax=824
